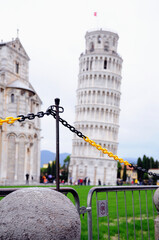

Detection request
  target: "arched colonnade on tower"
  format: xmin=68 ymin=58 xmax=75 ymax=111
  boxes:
xmin=75 ymin=106 xmax=120 ymax=124
xmin=79 ymin=56 xmax=122 ymax=74
xmin=77 ymin=89 xmax=121 ymax=107
xmin=78 ymin=73 xmax=121 ymax=90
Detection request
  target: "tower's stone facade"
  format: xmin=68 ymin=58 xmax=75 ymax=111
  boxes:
xmin=69 ymin=29 xmax=123 ymax=185
xmin=0 ymin=38 xmax=42 ymax=185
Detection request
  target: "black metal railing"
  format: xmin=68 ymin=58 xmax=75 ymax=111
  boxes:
xmin=0 ymin=187 xmax=80 ymax=214
xmin=87 ymin=185 xmax=159 ymax=240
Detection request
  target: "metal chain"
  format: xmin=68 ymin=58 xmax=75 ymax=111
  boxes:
xmin=48 ymin=110 xmax=159 ymax=178
xmin=83 ymin=136 xmax=159 ymax=178
xmin=47 ymin=105 xmax=86 ymax=139
xmin=84 ymin=136 xmax=131 ymax=166
xmin=129 ymin=163 xmax=159 ymax=177
xmin=17 ymin=110 xmax=51 ymax=122
xmin=2 ymin=104 xmax=159 ymax=178
xmin=0 ymin=117 xmax=21 ymax=125
xmin=16 ymin=105 xmax=85 ymax=138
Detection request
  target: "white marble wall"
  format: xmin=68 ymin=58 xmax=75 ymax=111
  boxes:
xmin=69 ymin=29 xmax=122 ymax=185
xmin=0 ymin=38 xmax=41 ymax=185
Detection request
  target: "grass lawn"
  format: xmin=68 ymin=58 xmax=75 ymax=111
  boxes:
xmin=0 ymin=185 xmax=157 ymax=240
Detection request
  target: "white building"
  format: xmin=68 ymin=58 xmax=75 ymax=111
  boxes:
xmin=69 ymin=29 xmax=123 ymax=185
xmin=0 ymin=37 xmax=42 ymax=185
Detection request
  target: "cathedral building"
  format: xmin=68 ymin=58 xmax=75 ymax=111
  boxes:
xmin=69 ymin=29 xmax=123 ymax=185
xmin=0 ymin=37 xmax=42 ymax=185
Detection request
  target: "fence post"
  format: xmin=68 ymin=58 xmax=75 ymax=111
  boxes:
xmin=55 ymin=98 xmax=60 ymax=191
xmin=153 ymin=188 xmax=159 ymax=239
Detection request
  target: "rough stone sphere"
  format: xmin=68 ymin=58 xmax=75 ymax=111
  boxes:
xmin=0 ymin=187 xmax=81 ymax=240
xmin=154 ymin=188 xmax=159 ymax=212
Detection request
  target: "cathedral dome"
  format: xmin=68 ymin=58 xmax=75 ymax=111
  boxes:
xmin=7 ymin=79 xmax=36 ymax=94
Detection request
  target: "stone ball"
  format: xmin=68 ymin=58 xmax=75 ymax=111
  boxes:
xmin=154 ymin=188 xmax=159 ymax=212
xmin=0 ymin=187 xmax=81 ymax=240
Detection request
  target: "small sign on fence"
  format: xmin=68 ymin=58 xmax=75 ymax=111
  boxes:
xmin=97 ymin=200 xmax=108 ymax=217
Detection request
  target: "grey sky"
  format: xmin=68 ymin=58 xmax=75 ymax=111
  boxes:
xmin=1 ymin=0 xmax=159 ymax=160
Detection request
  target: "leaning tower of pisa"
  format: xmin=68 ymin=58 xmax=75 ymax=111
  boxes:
xmin=69 ymin=29 xmax=123 ymax=185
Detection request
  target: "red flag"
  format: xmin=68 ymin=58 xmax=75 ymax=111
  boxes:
xmin=94 ymin=12 xmax=97 ymax=16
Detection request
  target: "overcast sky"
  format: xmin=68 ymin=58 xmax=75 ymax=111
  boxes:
xmin=1 ymin=0 xmax=159 ymax=161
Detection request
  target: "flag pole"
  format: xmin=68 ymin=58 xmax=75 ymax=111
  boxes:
xmin=93 ymin=12 xmax=99 ymax=29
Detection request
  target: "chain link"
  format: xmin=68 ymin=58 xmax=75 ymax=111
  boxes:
xmin=0 ymin=117 xmax=21 ymax=125
xmin=17 ymin=110 xmax=51 ymax=122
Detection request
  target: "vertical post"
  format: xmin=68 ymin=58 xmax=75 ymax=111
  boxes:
xmin=55 ymin=98 xmax=60 ymax=191
xmin=154 ymin=188 xmax=159 ymax=239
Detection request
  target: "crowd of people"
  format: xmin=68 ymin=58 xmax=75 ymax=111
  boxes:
xmin=39 ymin=175 xmax=110 ymax=186
xmin=40 ymin=174 xmax=55 ymax=184
xmin=76 ymin=177 xmax=91 ymax=185
xmin=40 ymin=174 xmax=93 ymax=185
xmin=30 ymin=172 xmax=156 ymax=186
xmin=71 ymin=178 xmax=104 ymax=186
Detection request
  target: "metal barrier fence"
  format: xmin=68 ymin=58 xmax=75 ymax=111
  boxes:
xmin=0 ymin=187 xmax=80 ymax=214
xmin=87 ymin=186 xmax=159 ymax=240
xmin=1 ymin=186 xmax=159 ymax=239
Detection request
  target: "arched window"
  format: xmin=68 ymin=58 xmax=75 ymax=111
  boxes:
xmin=90 ymin=58 xmax=93 ymax=70
xmin=11 ymin=93 xmax=14 ymax=103
xmin=104 ymin=41 xmax=109 ymax=51
xmin=104 ymin=59 xmax=107 ymax=69
xmin=90 ymin=42 xmax=94 ymax=52
xmin=113 ymin=38 xmax=116 ymax=46
xmin=86 ymin=58 xmax=89 ymax=71
xmin=97 ymin=35 xmax=101 ymax=43
xmin=15 ymin=62 xmax=19 ymax=74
